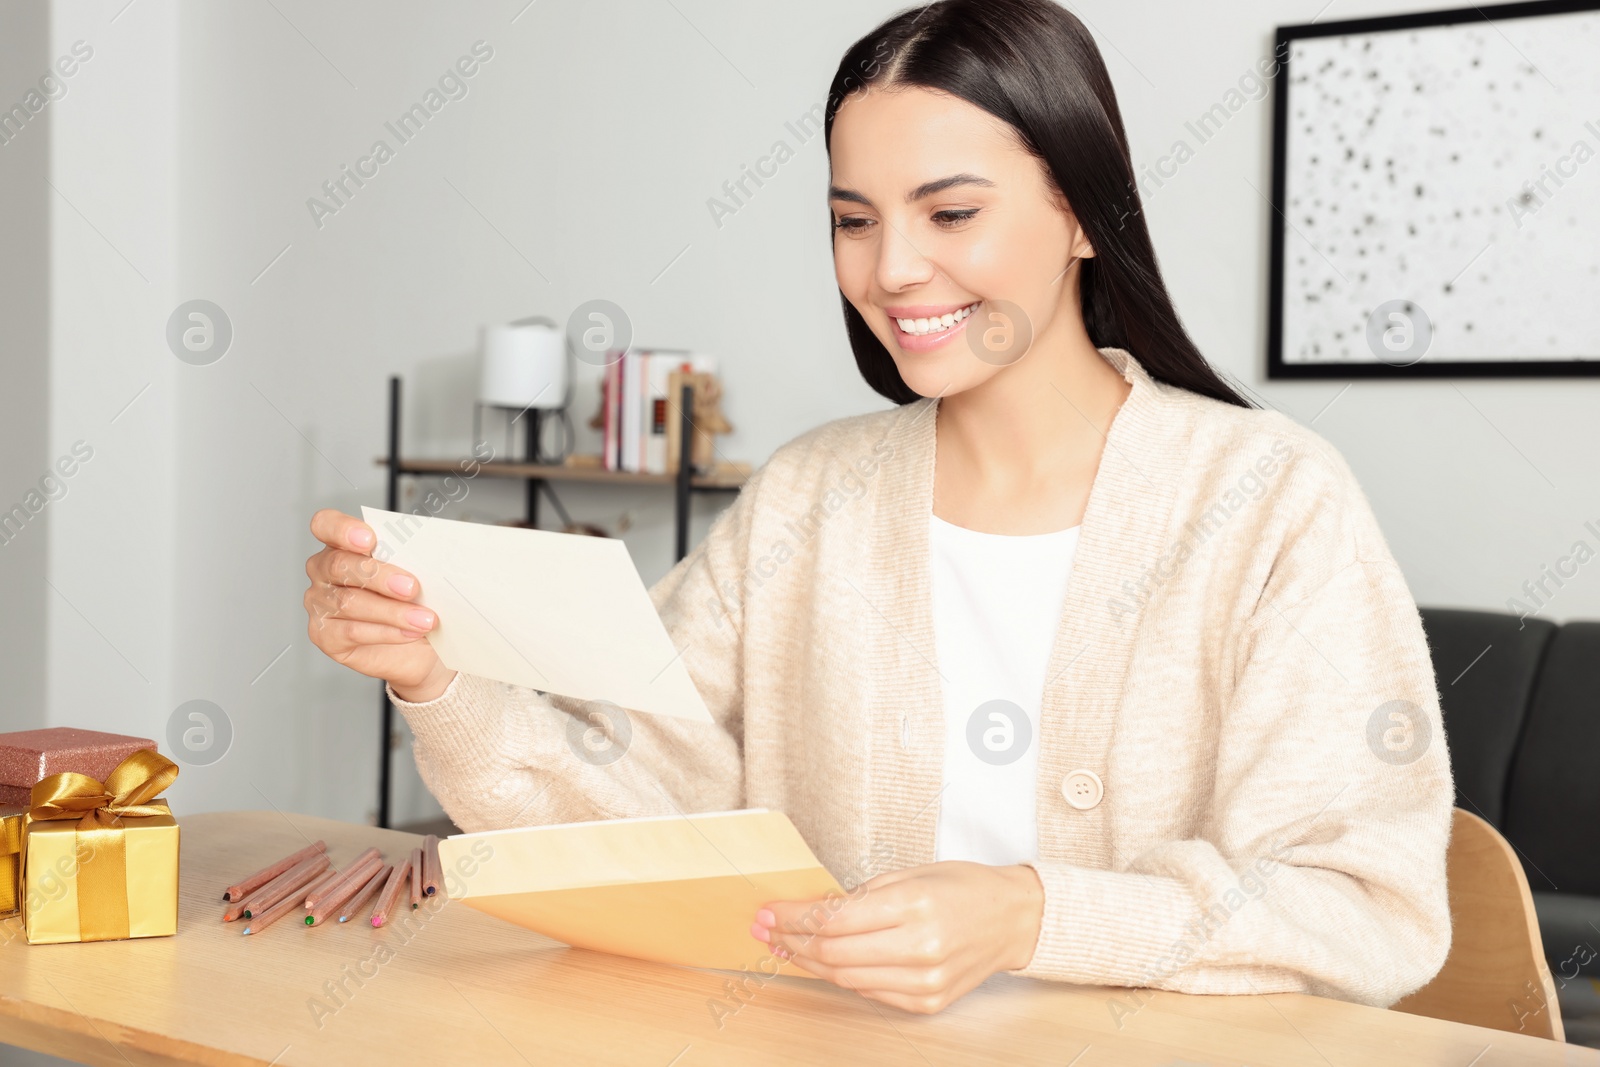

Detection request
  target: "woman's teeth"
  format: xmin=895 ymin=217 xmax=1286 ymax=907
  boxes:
xmin=896 ymin=302 xmax=980 ymax=336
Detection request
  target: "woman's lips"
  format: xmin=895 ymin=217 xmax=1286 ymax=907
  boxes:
xmin=886 ymin=300 xmax=982 ymax=354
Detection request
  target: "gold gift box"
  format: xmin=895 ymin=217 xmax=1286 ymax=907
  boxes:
xmin=20 ymin=749 xmax=181 ymax=945
xmin=22 ymin=799 xmax=179 ymax=944
xmin=1 ymin=804 xmax=22 ymax=918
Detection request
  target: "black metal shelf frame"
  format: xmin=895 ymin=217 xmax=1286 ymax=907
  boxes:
xmin=375 ymin=375 xmax=738 ymax=827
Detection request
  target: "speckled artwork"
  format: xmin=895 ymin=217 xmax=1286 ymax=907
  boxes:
xmin=1279 ymin=9 xmax=1600 ymax=366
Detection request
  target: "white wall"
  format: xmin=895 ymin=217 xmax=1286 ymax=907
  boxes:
xmin=6 ymin=0 xmax=1596 ymax=828
xmin=0 ymin=0 xmax=52 ymax=734
xmin=49 ymin=0 xmax=180 ymax=721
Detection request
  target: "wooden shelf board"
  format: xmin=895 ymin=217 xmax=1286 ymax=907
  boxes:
xmin=375 ymin=456 xmax=747 ymax=490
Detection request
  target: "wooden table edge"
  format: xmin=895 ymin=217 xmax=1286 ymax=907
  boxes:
xmin=1 ymin=989 xmax=276 ymax=1067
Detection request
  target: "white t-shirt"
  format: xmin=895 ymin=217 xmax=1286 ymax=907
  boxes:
xmin=928 ymin=512 xmax=1080 ymax=866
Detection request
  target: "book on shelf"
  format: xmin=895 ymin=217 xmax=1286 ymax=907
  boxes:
xmin=599 ymin=349 xmax=717 ymax=474
xmin=602 ymin=354 xmax=617 ymax=471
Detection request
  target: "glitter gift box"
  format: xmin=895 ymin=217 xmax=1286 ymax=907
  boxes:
xmin=0 ymin=727 xmax=158 ymax=808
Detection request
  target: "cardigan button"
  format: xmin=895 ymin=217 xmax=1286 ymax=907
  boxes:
xmin=1060 ymin=769 xmax=1103 ymax=810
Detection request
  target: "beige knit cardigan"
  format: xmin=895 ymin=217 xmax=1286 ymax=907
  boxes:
xmin=389 ymin=346 xmax=1454 ymax=1008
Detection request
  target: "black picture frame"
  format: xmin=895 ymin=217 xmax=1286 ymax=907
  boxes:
xmin=1265 ymin=0 xmax=1600 ymax=379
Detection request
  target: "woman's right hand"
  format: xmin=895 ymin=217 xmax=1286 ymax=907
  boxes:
xmin=304 ymin=509 xmax=458 ymax=703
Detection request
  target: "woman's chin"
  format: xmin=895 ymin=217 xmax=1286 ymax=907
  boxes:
xmin=891 ymin=354 xmax=977 ymax=400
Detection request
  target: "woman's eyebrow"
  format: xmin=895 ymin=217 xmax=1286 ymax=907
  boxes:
xmin=828 ymin=173 xmax=996 ymax=206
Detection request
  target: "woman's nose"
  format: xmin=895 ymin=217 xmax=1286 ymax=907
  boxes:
xmin=873 ymin=220 xmax=938 ymax=292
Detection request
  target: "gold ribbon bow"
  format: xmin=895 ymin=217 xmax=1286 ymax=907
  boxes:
xmin=24 ymin=749 xmax=179 ymax=941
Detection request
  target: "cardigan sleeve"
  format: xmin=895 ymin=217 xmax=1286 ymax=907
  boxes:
xmin=384 ymin=468 xmax=763 ymax=832
xmin=1012 ymin=554 xmax=1455 ymax=1009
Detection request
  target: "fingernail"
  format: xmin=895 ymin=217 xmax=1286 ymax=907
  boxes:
xmin=351 ymin=527 xmax=374 ymax=549
xmin=756 ymin=908 xmax=775 ymax=927
xmin=400 ymin=630 xmax=425 ymax=640
xmin=773 ymin=944 xmax=790 ymax=960
xmin=749 ymin=922 xmax=769 ymax=943
xmin=406 ymin=609 xmax=434 ymax=630
xmin=388 ymin=574 xmax=416 ymax=596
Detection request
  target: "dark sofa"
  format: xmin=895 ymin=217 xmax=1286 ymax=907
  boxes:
xmin=1419 ymin=607 xmax=1600 ymax=979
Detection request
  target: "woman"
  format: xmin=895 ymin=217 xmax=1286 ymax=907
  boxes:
xmin=304 ymin=0 xmax=1452 ymax=1016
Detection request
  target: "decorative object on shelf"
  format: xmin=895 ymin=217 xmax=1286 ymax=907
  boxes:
xmin=20 ymin=748 xmax=181 ymax=944
xmin=1266 ymin=2 xmax=1600 ymax=378
xmin=474 ymin=316 xmax=575 ymax=460
xmin=667 ymin=369 xmax=732 ymax=474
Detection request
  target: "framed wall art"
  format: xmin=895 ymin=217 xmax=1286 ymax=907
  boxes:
xmin=1266 ymin=0 xmax=1600 ymax=378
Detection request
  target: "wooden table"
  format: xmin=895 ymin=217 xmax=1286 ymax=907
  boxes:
xmin=1 ymin=812 xmax=1593 ymax=1066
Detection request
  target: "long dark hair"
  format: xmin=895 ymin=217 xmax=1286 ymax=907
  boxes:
xmin=824 ymin=0 xmax=1254 ymax=409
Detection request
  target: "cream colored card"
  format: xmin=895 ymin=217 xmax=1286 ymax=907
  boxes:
xmin=361 ymin=506 xmax=710 ymax=722
xmin=437 ymin=809 xmax=843 ymax=976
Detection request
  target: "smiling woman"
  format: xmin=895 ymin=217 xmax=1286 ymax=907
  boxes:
xmin=303 ymin=0 xmax=1454 ymax=1020
xmin=823 ymin=4 xmax=1254 ymax=414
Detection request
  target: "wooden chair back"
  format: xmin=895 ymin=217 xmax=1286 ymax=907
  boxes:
xmin=1393 ymin=808 xmax=1564 ymax=1041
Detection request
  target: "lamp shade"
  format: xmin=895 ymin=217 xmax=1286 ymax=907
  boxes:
xmin=478 ymin=319 xmax=567 ymax=410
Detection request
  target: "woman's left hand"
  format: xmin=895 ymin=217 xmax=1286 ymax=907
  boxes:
xmin=753 ymin=861 xmax=1045 ymax=1014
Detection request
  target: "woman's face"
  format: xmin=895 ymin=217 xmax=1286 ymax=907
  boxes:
xmin=828 ymin=85 xmax=1094 ymax=398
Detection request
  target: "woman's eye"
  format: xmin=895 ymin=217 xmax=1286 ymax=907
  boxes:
xmin=833 ymin=216 xmax=873 ymax=235
xmin=933 ymin=209 xmax=978 ymax=227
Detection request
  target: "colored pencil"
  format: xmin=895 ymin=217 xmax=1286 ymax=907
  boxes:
xmin=305 ymin=856 xmax=382 ymax=926
xmin=223 ymin=840 xmax=326 ymax=901
xmin=338 ymin=864 xmax=391 ymax=924
xmin=237 ymin=855 xmax=329 ymax=920
xmin=241 ymin=883 xmax=308 ymax=935
xmin=244 ymin=855 xmax=328 ymax=914
xmin=300 ymin=866 xmax=346 ymax=907
xmin=304 ymin=856 xmax=381 ymax=923
xmin=304 ymin=848 xmax=380 ymax=912
xmin=422 ymin=834 xmax=441 ymax=896
xmin=409 ymin=847 xmax=423 ymax=909
xmin=371 ymin=860 xmax=410 ymax=927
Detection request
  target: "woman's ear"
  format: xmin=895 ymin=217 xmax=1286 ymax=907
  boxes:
xmin=1052 ymin=186 xmax=1096 ymax=261
xmin=1063 ymin=211 xmax=1096 ymax=261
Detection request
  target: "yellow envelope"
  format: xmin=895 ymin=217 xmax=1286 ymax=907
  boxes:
xmin=437 ymin=809 xmax=842 ymax=978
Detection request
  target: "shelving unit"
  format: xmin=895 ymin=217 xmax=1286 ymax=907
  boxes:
xmin=371 ymin=374 xmax=746 ymax=827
